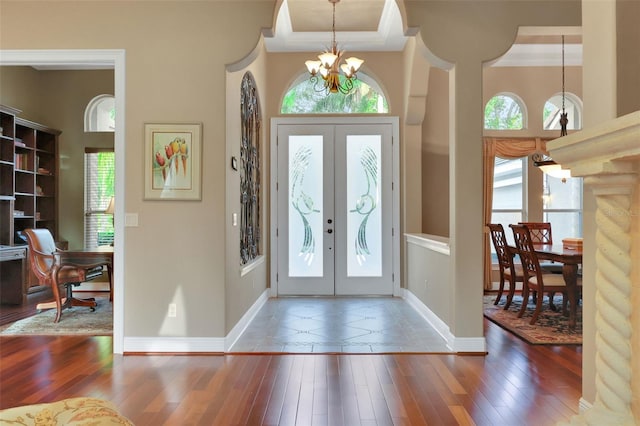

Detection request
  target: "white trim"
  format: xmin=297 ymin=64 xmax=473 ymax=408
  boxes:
xmin=124 ymin=337 xmax=225 ymax=353
xmin=225 ymin=289 xmax=269 ymax=351
xmin=270 ymin=116 xmax=400 ymax=297
xmin=0 ymin=49 xmax=126 ymax=354
xmin=405 ymin=233 xmax=450 ymax=256
xmin=403 ymin=289 xmax=487 ymax=354
xmin=449 ymin=337 xmax=487 ymax=353
xmin=240 ymin=255 xmax=266 ymax=277
xmin=578 ymin=398 xmax=593 ymax=413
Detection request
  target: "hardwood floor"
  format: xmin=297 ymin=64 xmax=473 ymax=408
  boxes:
xmin=0 ymin=318 xmax=582 ymax=425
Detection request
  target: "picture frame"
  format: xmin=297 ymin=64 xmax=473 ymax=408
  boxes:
xmin=144 ymin=123 xmax=202 ymax=200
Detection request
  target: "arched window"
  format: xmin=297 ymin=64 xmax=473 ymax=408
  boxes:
xmin=543 ymin=93 xmax=582 ymax=131
xmin=484 ymin=93 xmax=526 ymax=130
xmin=281 ymin=72 xmax=388 ymax=114
xmin=84 ymin=94 xmax=115 ymax=132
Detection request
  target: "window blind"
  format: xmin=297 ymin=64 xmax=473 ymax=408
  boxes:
xmin=84 ymin=149 xmax=115 ymax=249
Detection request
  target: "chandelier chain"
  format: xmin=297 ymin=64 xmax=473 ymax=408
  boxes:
xmin=562 ymin=35 xmax=565 ymax=113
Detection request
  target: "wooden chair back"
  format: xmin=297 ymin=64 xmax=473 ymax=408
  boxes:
xmin=487 ymin=224 xmax=513 ymax=270
xmin=23 ymin=228 xmax=58 ymax=286
xmin=518 ymin=222 xmax=552 ymax=244
xmin=509 ymin=224 xmax=543 ymax=282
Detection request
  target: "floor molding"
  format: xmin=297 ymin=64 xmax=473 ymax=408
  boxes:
xmin=403 ymin=289 xmax=487 ymax=354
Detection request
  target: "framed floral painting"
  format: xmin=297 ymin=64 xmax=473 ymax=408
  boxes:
xmin=144 ymin=123 xmax=202 ymax=200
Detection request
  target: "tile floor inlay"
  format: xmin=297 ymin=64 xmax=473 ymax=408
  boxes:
xmin=230 ymin=297 xmax=451 ymax=353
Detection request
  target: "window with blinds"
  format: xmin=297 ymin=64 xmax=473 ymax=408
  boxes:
xmin=84 ymin=149 xmax=115 ymax=249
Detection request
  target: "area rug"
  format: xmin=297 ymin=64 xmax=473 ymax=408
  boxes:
xmin=0 ymin=300 xmax=112 ymax=336
xmin=483 ymin=295 xmax=582 ymax=345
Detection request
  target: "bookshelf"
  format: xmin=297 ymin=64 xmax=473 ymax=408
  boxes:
xmin=0 ymin=105 xmax=61 ymax=299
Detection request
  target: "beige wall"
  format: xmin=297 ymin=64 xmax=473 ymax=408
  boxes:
xmin=224 ymin=40 xmax=269 ymax=334
xmin=616 ymin=0 xmax=640 ymax=116
xmin=1 ymin=1 xmax=274 ymax=338
xmin=0 ymin=0 xmax=582 ymax=339
xmin=421 ymin=67 xmax=449 ymax=237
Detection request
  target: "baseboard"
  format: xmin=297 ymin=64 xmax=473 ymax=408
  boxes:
xmin=578 ymin=397 xmax=593 ymax=413
xmin=403 ymin=289 xmax=487 ymax=354
xmin=123 ymin=337 xmax=225 ymax=353
xmin=225 ymin=289 xmax=269 ymax=351
xmin=122 ymin=289 xmax=269 ymax=354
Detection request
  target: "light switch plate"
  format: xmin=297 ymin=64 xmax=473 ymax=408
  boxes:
xmin=125 ymin=213 xmax=139 ymax=227
xmin=232 ymin=213 xmax=238 ymax=227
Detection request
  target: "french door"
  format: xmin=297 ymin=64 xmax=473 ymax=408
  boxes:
xmin=273 ymin=118 xmax=397 ymax=296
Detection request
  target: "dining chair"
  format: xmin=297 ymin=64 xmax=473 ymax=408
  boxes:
xmin=518 ymin=222 xmax=553 ymax=244
xmin=487 ymin=224 xmax=524 ymax=309
xmin=509 ymin=224 xmax=582 ymax=325
xmin=23 ymin=228 xmax=104 ymax=323
xmin=518 ymin=221 xmax=563 ymax=307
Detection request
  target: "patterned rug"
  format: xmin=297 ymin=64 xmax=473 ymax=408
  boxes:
xmin=483 ymin=294 xmax=582 ymax=345
xmin=0 ymin=299 xmax=112 ymax=336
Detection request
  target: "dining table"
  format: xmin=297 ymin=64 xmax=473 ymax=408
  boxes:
xmin=529 ymin=243 xmax=583 ymax=330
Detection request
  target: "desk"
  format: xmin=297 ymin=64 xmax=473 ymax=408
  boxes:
xmin=56 ymin=247 xmax=114 ymax=301
xmin=532 ymin=243 xmax=583 ymax=330
xmin=0 ymin=245 xmax=27 ymax=304
xmin=37 ymin=247 xmax=114 ymax=322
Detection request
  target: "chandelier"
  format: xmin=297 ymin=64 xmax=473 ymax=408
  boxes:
xmin=304 ymin=0 xmax=364 ymax=95
xmin=534 ymin=35 xmax=571 ymax=183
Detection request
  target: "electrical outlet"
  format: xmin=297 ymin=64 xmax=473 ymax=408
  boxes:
xmin=168 ymin=303 xmax=177 ymax=318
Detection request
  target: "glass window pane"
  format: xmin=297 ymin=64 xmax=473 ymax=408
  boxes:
xmin=288 ymin=135 xmax=323 ymax=277
xmin=490 ymin=212 xmax=523 ymax=248
xmin=544 ymin=212 xmax=582 ymax=241
xmin=544 ymin=175 xmax=582 ymax=209
xmin=484 ymin=95 xmax=524 ymax=130
xmin=492 ymin=158 xmax=524 ymax=209
xmin=281 ymin=76 xmax=388 ymax=114
xmin=347 ymin=135 xmax=382 ymax=277
xmin=543 ymin=95 xmax=581 ymax=130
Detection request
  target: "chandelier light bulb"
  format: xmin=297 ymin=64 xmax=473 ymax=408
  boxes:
xmin=305 ymin=60 xmax=321 ymax=75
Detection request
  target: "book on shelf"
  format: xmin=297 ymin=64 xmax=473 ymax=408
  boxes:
xmin=14 ymin=153 xmax=29 ymax=170
xmin=14 ymin=140 xmax=26 ymax=148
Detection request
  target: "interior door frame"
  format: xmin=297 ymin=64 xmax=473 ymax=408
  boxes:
xmin=0 ymin=49 xmax=126 ymax=354
xmin=270 ymin=116 xmax=400 ymax=297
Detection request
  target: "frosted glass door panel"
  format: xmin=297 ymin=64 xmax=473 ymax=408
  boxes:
xmin=346 ymin=135 xmax=382 ymax=277
xmin=288 ymin=136 xmax=323 ymax=277
xmin=334 ymin=124 xmax=393 ymax=295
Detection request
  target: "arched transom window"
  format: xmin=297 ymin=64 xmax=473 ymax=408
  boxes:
xmin=543 ymin=93 xmax=582 ymax=131
xmin=84 ymin=94 xmax=115 ymax=132
xmin=281 ymin=72 xmax=388 ymax=114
